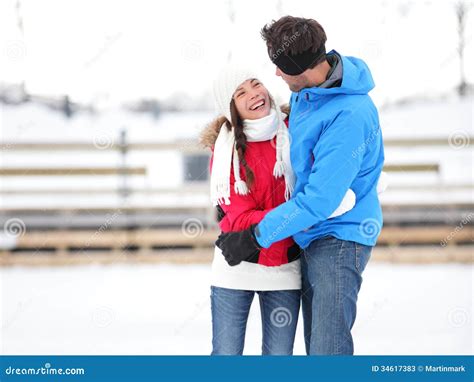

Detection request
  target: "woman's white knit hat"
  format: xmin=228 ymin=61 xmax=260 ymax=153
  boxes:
xmin=213 ymin=64 xmax=256 ymax=121
xmin=210 ymin=63 xmax=296 ymax=206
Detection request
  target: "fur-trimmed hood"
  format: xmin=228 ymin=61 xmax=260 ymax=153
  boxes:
xmin=199 ymin=104 xmax=290 ymax=149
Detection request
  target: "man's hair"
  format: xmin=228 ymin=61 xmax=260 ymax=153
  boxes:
xmin=261 ymin=16 xmax=327 ymax=67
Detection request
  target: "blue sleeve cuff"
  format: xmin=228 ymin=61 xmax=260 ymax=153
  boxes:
xmin=253 ymin=224 xmax=267 ymax=248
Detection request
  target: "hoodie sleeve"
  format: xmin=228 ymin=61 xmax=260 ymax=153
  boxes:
xmin=254 ymin=107 xmax=371 ymax=248
xmin=209 ymin=153 xmax=272 ymax=232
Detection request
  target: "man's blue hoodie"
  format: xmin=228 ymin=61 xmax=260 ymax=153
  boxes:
xmin=255 ymin=51 xmax=385 ymax=249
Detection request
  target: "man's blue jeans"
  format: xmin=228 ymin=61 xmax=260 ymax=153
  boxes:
xmin=301 ymin=236 xmax=372 ymax=355
xmin=210 ymin=286 xmax=301 ymax=355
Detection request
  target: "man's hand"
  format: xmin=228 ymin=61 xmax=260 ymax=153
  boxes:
xmin=215 ymin=225 xmax=262 ymax=266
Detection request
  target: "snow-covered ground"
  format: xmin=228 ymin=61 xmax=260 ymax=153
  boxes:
xmin=0 ymin=262 xmax=472 ymax=355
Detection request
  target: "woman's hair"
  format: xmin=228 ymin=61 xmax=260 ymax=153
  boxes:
xmin=227 ymin=99 xmax=255 ymax=189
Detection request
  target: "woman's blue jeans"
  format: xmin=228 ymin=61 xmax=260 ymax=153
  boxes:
xmin=210 ymin=286 xmax=301 ymax=355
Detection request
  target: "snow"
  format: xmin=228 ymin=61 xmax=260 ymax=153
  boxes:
xmin=1 ymin=261 xmax=472 ymax=355
xmin=380 ymin=96 xmax=473 ymax=139
xmin=1 ymin=103 xmax=215 ymax=143
xmin=3 ymin=96 xmax=472 ymax=144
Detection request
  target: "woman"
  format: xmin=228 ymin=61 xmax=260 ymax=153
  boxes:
xmin=200 ymin=66 xmax=356 ymax=355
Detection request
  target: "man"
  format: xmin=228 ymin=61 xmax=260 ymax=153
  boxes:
xmin=216 ymin=16 xmax=385 ymax=355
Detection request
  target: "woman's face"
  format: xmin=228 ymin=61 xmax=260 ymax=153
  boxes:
xmin=232 ymin=79 xmax=271 ymax=120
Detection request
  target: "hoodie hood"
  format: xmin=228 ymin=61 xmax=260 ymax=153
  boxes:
xmin=301 ymin=50 xmax=375 ymax=97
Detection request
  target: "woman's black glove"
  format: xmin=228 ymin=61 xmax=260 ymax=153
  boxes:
xmin=215 ymin=224 xmax=261 ymax=266
xmin=215 ymin=205 xmax=226 ymax=223
xmin=286 ymin=243 xmax=302 ymax=262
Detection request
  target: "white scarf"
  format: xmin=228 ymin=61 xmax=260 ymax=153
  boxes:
xmin=210 ymin=105 xmax=295 ymax=206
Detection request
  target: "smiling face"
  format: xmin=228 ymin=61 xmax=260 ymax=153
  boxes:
xmin=232 ymin=79 xmax=271 ymax=120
